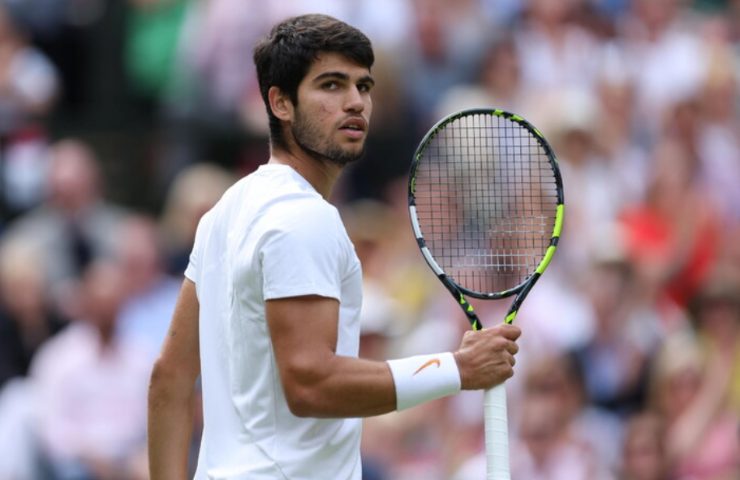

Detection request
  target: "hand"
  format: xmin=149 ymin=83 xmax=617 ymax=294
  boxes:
xmin=453 ymin=324 xmax=521 ymax=390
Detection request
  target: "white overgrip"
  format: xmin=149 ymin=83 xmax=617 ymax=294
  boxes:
xmin=484 ymin=384 xmax=510 ymax=480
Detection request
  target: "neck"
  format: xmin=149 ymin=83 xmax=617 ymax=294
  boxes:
xmin=268 ymin=144 xmax=343 ymax=200
xmin=95 ymin=321 xmax=116 ymax=348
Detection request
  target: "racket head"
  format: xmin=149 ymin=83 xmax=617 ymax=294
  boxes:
xmin=408 ymin=108 xmax=564 ymax=300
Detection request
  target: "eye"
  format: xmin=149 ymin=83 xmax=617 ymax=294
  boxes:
xmin=357 ymin=82 xmax=373 ymax=93
xmin=322 ymin=81 xmax=339 ymax=91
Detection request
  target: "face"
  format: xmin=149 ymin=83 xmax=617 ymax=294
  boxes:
xmin=290 ymin=52 xmax=374 ymax=166
xmin=48 ymin=141 xmax=99 ymax=213
xmin=80 ymin=261 xmax=127 ymax=330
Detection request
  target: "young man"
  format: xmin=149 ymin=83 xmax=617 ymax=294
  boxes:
xmin=147 ymin=14 xmax=521 ymax=480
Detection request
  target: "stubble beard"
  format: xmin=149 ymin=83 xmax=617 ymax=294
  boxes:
xmin=291 ymin=110 xmax=366 ymax=167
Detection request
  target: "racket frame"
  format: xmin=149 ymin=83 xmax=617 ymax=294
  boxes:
xmin=408 ymin=108 xmax=564 ymax=330
xmin=408 ymin=108 xmax=564 ymax=480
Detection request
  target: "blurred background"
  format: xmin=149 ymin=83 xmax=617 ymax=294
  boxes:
xmin=0 ymin=0 xmax=738 ymax=479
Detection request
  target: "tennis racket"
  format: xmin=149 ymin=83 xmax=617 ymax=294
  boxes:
xmin=408 ymin=108 xmax=564 ymax=480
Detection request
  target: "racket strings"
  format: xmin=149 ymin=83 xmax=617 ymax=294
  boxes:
xmin=414 ymin=113 xmax=559 ymax=295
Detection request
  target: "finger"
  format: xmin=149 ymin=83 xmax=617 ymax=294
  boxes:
xmin=502 ymin=363 xmax=515 ymax=380
xmin=498 ymin=324 xmax=522 ymax=340
xmin=505 ymin=340 xmax=519 ymax=356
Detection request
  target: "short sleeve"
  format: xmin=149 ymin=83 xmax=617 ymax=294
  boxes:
xmin=260 ymin=203 xmax=344 ymax=301
xmin=184 ymin=211 xmax=212 ymax=283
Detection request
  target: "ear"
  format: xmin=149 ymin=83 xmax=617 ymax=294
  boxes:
xmin=268 ymin=86 xmax=294 ymax=122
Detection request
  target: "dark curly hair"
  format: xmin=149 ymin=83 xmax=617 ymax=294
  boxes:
xmin=253 ymin=14 xmax=374 ymax=149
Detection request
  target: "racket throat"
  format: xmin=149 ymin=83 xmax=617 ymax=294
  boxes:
xmin=504 ymin=272 xmax=542 ymax=324
xmin=457 ymin=292 xmax=483 ymax=331
xmin=504 ymin=310 xmax=518 ymax=325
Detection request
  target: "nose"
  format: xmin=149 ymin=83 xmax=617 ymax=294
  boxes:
xmin=344 ymin=86 xmax=365 ymax=113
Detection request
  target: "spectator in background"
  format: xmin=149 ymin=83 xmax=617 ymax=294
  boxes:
xmin=0 ymin=370 xmax=38 ymax=479
xmin=539 ymin=89 xmax=623 ymax=276
xmin=694 ymin=47 xmax=740 ymax=225
xmin=114 ymin=214 xmax=180 ymax=359
xmin=453 ymin=352 xmax=618 ymax=480
xmin=619 ymin=411 xmax=667 ymax=480
xmin=558 ymin=352 xmax=624 ymax=473
xmin=514 ymin=0 xmax=603 ymax=105
xmin=572 ymin=248 xmax=662 ymax=416
xmin=591 ymin=45 xmax=649 ymax=206
xmin=401 ymin=0 xmax=488 ymax=126
xmin=124 ymin=0 xmax=191 ymax=107
xmin=31 ymin=260 xmax=150 ymax=480
xmin=618 ymin=0 xmax=710 ymax=136
xmin=150 ymin=0 xmax=271 ymax=189
xmin=0 ymin=2 xmax=59 ymax=125
xmin=158 ymin=162 xmax=235 ymax=275
xmin=0 ymin=1 xmax=59 ymax=217
xmin=0 ymin=238 xmax=66 ymax=389
xmin=687 ymin=269 xmax=740 ymax=415
xmin=3 ymin=138 xmax=128 ymax=314
xmin=731 ymin=0 xmax=740 ymax=39
xmin=509 ymin=353 xmax=617 ymax=480
xmin=646 ymin=330 xmax=739 ymax=480
xmin=433 ymin=33 xmax=528 ymax=119
xmin=619 ymin=137 xmax=720 ymax=309
xmin=341 ymin=199 xmax=405 ymax=359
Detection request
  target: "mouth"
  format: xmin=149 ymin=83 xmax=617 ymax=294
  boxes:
xmin=338 ymin=117 xmax=367 ymax=139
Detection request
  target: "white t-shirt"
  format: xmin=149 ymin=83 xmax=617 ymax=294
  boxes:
xmin=185 ymin=164 xmax=364 ymax=480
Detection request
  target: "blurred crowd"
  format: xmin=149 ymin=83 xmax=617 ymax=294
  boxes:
xmin=0 ymin=0 xmax=738 ymax=479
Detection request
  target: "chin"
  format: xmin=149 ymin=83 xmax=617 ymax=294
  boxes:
xmin=326 ymin=144 xmax=366 ymax=166
xmin=329 ymin=155 xmax=363 ymax=167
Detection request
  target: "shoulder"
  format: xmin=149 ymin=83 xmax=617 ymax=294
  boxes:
xmin=257 ymin=198 xmax=341 ymax=257
xmin=249 ymin=164 xmax=341 ymax=226
xmin=29 ymin=323 xmax=96 ymax=377
xmin=12 ymin=47 xmax=58 ymax=76
xmin=268 ymin=195 xmax=340 ymax=230
xmin=260 ymin=197 xmax=349 ymax=259
xmin=4 ymin=206 xmax=61 ymax=237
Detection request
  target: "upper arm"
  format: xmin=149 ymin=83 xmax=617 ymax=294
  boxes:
xmin=147 ymin=278 xmax=200 ymax=479
xmin=153 ymin=278 xmax=200 ymax=382
xmin=265 ymin=295 xmax=340 ymax=410
xmin=265 ymin=295 xmax=397 ymax=418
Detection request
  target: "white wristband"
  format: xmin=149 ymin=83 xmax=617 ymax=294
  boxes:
xmin=387 ymin=352 xmax=461 ymax=410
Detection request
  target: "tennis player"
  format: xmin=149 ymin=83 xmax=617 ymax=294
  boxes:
xmin=147 ymin=14 xmax=521 ymax=480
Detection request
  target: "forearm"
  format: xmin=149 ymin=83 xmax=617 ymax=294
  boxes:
xmin=285 ymin=355 xmax=397 ymax=418
xmin=665 ymin=352 xmax=732 ymax=461
xmin=286 ymin=351 xmax=464 ymax=418
xmin=147 ymin=368 xmax=197 ymax=479
xmin=267 ymin=297 xmax=518 ymax=418
xmin=148 ymin=279 xmax=200 ymax=479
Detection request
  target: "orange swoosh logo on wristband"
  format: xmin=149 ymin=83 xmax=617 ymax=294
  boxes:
xmin=413 ymin=358 xmax=441 ymax=376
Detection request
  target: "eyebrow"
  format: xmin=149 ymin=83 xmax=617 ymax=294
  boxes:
xmin=313 ymin=71 xmax=375 ymax=87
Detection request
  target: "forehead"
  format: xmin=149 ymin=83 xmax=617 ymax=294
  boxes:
xmin=302 ymin=52 xmax=371 ymax=83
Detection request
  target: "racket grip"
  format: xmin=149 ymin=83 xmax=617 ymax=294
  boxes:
xmin=484 ymin=384 xmax=510 ymax=480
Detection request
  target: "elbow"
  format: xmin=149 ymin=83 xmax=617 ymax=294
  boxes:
xmin=149 ymin=356 xmax=198 ymax=403
xmin=149 ymin=358 xmax=170 ymax=387
xmin=281 ymin=364 xmax=330 ymax=418
xmin=148 ymin=359 xmax=174 ymax=402
xmin=284 ymin=388 xmax=317 ymax=417
xmin=150 ymin=356 xmax=177 ymax=385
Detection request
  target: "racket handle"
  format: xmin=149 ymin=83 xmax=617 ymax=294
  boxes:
xmin=484 ymin=384 xmax=510 ymax=480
